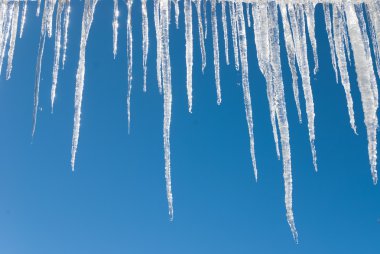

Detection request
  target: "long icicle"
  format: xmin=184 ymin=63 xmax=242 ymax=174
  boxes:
xmin=154 ymin=0 xmax=162 ymax=93
xmin=62 ymin=0 xmax=71 ymax=69
xmin=211 ymin=0 xmax=221 ymax=105
xmin=160 ymin=0 xmax=174 ymax=220
xmin=5 ymin=0 xmax=19 ymax=80
xmin=112 ymin=0 xmax=119 ymax=59
xmin=185 ymin=0 xmax=193 ymax=112
xmin=142 ymin=0 xmax=149 ymax=92
xmin=323 ymin=3 xmax=338 ymax=82
xmin=126 ymin=0 xmax=133 ymax=133
xmin=221 ymin=0 xmax=229 ymax=65
xmin=236 ymin=1 xmax=257 ymax=181
xmin=19 ymin=0 xmax=27 ymax=38
xmin=268 ymin=1 xmax=297 ymax=241
xmin=304 ymin=1 xmax=319 ymax=75
xmin=51 ymin=0 xmax=65 ymax=111
xmin=71 ymin=0 xmax=99 ymax=170
xmin=230 ymin=1 xmax=239 ymax=70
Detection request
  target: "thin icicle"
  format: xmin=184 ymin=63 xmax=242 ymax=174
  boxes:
xmin=126 ymin=0 xmax=133 ymax=133
xmin=142 ymin=0 xmax=149 ymax=92
xmin=6 ymin=0 xmax=19 ymax=80
xmin=71 ymin=0 xmax=99 ymax=170
xmin=196 ymin=0 xmax=206 ymax=72
xmin=279 ymin=3 xmax=302 ymax=123
xmin=230 ymin=1 xmax=239 ymax=70
xmin=246 ymin=3 xmax=251 ymax=28
xmin=221 ymin=0 xmax=229 ymax=65
xmin=288 ymin=3 xmax=317 ymax=171
xmin=51 ymin=0 xmax=65 ymax=111
xmin=62 ymin=0 xmax=71 ymax=69
xmin=19 ymin=0 xmax=27 ymax=38
xmin=184 ymin=0 xmax=193 ymax=112
xmin=203 ymin=0 xmax=207 ymax=39
xmin=268 ymin=1 xmax=297 ymax=242
xmin=345 ymin=2 xmax=378 ymax=184
xmin=323 ymin=3 xmax=338 ymax=82
xmin=304 ymin=1 xmax=318 ymax=75
xmin=154 ymin=0 xmax=162 ymax=93
xmin=332 ymin=4 xmax=356 ymax=133
xmin=161 ymin=0 xmax=174 ymax=220
xmin=37 ymin=0 xmax=42 ymax=16
xmin=174 ymin=0 xmax=179 ymax=29
xmin=252 ymin=2 xmax=280 ymax=159
xmin=211 ymin=0 xmax=221 ymax=104
xmin=236 ymin=2 xmax=257 ymax=181
xmin=112 ymin=0 xmax=119 ymax=59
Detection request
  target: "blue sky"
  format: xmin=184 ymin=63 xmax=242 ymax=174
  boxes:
xmin=0 ymin=1 xmax=379 ymax=253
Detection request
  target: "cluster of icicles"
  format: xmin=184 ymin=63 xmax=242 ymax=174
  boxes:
xmin=1 ymin=0 xmax=379 ymax=241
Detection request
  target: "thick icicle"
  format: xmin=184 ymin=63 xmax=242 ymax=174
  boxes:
xmin=0 ymin=3 xmax=15 ymax=74
xmin=142 ymin=0 xmax=149 ymax=92
xmin=288 ymin=3 xmax=317 ymax=171
xmin=279 ymin=3 xmax=302 ymax=123
xmin=366 ymin=3 xmax=380 ymax=78
xmin=345 ymin=3 xmax=378 ymax=184
xmin=230 ymin=1 xmax=239 ymax=70
xmin=6 ymin=0 xmax=19 ymax=80
xmin=62 ymin=0 xmax=71 ymax=69
xmin=71 ymin=0 xmax=99 ymax=170
xmin=196 ymin=0 xmax=207 ymax=72
xmin=19 ymin=0 xmax=27 ymax=38
xmin=211 ymin=0 xmax=221 ymax=104
xmin=221 ymin=0 xmax=229 ymax=65
xmin=160 ymin=0 xmax=174 ymax=220
xmin=126 ymin=0 xmax=133 ymax=133
xmin=304 ymin=1 xmax=318 ymax=75
xmin=184 ymin=0 xmax=193 ymax=112
xmin=154 ymin=0 xmax=162 ymax=93
xmin=236 ymin=2 xmax=257 ymax=180
xmin=252 ymin=2 xmax=280 ymax=159
xmin=323 ymin=3 xmax=338 ymax=82
xmin=332 ymin=4 xmax=356 ymax=133
xmin=112 ymin=0 xmax=119 ymax=59
xmin=268 ymin=1 xmax=297 ymax=241
xmin=51 ymin=0 xmax=65 ymax=111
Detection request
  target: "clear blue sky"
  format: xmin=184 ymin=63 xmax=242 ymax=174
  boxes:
xmin=0 ymin=1 xmax=379 ymax=253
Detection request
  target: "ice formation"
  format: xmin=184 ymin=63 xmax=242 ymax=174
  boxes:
xmin=0 ymin=0 xmax=379 ymax=241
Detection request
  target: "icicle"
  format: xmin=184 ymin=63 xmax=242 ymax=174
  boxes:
xmin=37 ymin=0 xmax=42 ymax=16
xmin=252 ymin=2 xmax=280 ymax=159
xmin=46 ymin=0 xmax=57 ymax=38
xmin=279 ymin=3 xmax=302 ymax=123
xmin=341 ymin=11 xmax=351 ymax=66
xmin=230 ymin=1 xmax=239 ymax=70
xmin=365 ymin=3 xmax=380 ymax=78
xmin=142 ymin=0 xmax=149 ymax=92
xmin=174 ymin=0 xmax=180 ymax=29
xmin=51 ymin=0 xmax=65 ymax=111
xmin=154 ymin=0 xmax=162 ymax=93
xmin=6 ymin=0 xmax=19 ymax=80
xmin=268 ymin=1 xmax=297 ymax=242
xmin=323 ymin=3 xmax=338 ymax=82
xmin=236 ymin=2 xmax=257 ymax=181
xmin=112 ymin=0 xmax=119 ymax=59
xmin=185 ymin=0 xmax=193 ymax=112
xmin=71 ymin=0 xmax=99 ymax=170
xmin=246 ymin=3 xmax=251 ymax=28
xmin=221 ymin=0 xmax=229 ymax=65
xmin=211 ymin=0 xmax=221 ymax=105
xmin=346 ymin=3 xmax=378 ymax=184
xmin=160 ymin=0 xmax=174 ymax=220
xmin=19 ymin=0 xmax=27 ymax=38
xmin=195 ymin=0 xmax=206 ymax=72
xmin=62 ymin=0 xmax=71 ymax=69
xmin=304 ymin=1 xmax=318 ymax=75
xmin=288 ymin=3 xmax=317 ymax=171
xmin=203 ymin=0 xmax=207 ymax=39
xmin=0 ymin=3 xmax=15 ymax=74
xmin=126 ymin=0 xmax=133 ymax=133
xmin=332 ymin=4 xmax=356 ymax=133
